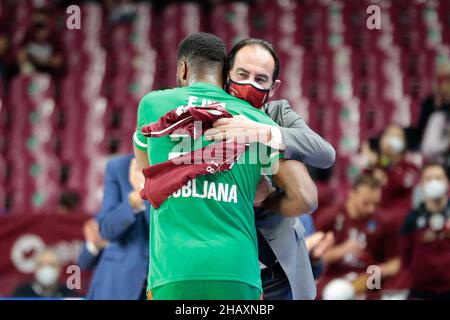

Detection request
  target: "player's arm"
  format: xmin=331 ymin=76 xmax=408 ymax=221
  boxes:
xmin=134 ymin=145 xmax=149 ymax=170
xmin=133 ymin=95 xmax=152 ymax=170
xmin=379 ymin=257 xmax=401 ymax=278
xmin=261 ymin=159 xmax=318 ymax=217
xmin=323 ymin=237 xmax=367 ymax=264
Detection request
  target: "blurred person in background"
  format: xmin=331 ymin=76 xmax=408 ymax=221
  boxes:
xmin=77 ymin=218 xmax=108 ymax=272
xmin=0 ymin=31 xmax=16 ymax=88
xmin=421 ymin=104 xmax=450 ymax=178
xmin=365 ymin=124 xmax=420 ymax=228
xmin=56 ymin=190 xmax=81 ymax=214
xmin=400 ymin=163 xmax=450 ymax=300
xmin=205 ymin=37 xmax=335 ymax=300
xmin=88 ymin=154 xmax=150 ymax=300
xmin=301 ymin=214 xmax=334 ymax=279
xmin=407 ymin=62 xmax=450 ymax=150
xmin=13 ymin=248 xmax=78 ymax=299
xmin=106 ymin=0 xmax=138 ymax=24
xmin=315 ymin=175 xmax=401 ymax=299
xmin=16 ymin=8 xmax=64 ymax=76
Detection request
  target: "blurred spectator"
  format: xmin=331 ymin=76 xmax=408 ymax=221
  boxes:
xmin=421 ymin=110 xmax=450 ymax=178
xmin=88 ymin=155 xmax=150 ymax=300
xmin=366 ymin=124 xmax=420 ymax=227
xmin=407 ymin=62 xmax=450 ymax=150
xmin=400 ymin=163 xmax=450 ymax=300
xmin=0 ymin=32 xmax=16 ymax=86
xmin=315 ymin=175 xmax=400 ymax=299
xmin=16 ymin=9 xmax=64 ymax=76
xmin=106 ymin=0 xmax=137 ymax=24
xmin=301 ymin=214 xmax=334 ymax=279
xmin=307 ymin=165 xmax=337 ymax=209
xmin=12 ymin=248 xmax=78 ymax=298
xmin=57 ymin=190 xmax=81 ymax=214
xmin=78 ymin=218 xmax=108 ymax=272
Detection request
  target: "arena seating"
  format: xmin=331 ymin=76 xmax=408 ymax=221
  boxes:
xmin=0 ymin=0 xmax=448 ymax=214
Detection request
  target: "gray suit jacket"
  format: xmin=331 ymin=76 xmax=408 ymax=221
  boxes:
xmin=256 ymin=99 xmax=335 ymax=300
xmin=262 ymin=100 xmax=335 ymax=168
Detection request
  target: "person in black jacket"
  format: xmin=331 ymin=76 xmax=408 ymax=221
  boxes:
xmin=407 ymin=62 xmax=450 ymax=150
xmin=13 ymin=249 xmax=78 ymax=299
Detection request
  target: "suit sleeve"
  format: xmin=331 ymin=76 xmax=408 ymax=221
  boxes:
xmin=269 ymin=100 xmax=336 ymax=169
xmin=77 ymin=244 xmax=102 ymax=272
xmin=97 ymin=160 xmax=138 ymax=241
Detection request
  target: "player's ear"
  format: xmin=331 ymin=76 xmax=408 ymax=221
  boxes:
xmin=269 ymin=79 xmax=281 ymax=97
xmin=176 ymin=60 xmax=188 ymax=87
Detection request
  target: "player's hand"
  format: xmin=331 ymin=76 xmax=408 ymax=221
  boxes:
xmin=361 ymin=141 xmax=378 ymax=167
xmin=339 ymin=239 xmax=364 ymax=257
xmin=129 ymin=158 xmax=145 ymax=192
xmin=204 ymin=115 xmax=271 ymax=144
xmin=83 ymin=219 xmax=108 ymax=250
xmin=306 ymin=231 xmax=335 ymax=260
xmin=253 ymin=175 xmax=276 ymax=207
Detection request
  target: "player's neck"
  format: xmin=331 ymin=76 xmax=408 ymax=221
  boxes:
xmin=190 ymin=74 xmax=223 ymax=88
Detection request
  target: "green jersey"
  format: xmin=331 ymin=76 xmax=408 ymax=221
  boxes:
xmin=134 ymin=82 xmax=282 ymax=292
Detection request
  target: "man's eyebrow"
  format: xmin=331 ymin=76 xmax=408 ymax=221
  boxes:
xmin=236 ymin=67 xmax=250 ymax=74
xmin=256 ymin=73 xmax=270 ymax=81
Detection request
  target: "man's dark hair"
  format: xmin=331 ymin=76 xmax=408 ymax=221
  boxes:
xmin=421 ymin=162 xmax=448 ymax=179
xmin=352 ymin=174 xmax=382 ymax=190
xmin=227 ymin=38 xmax=280 ymax=81
xmin=177 ymin=32 xmax=227 ymax=73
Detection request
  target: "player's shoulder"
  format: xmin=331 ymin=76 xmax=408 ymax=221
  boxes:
xmin=140 ymin=87 xmax=185 ymax=105
xmin=263 ymin=99 xmax=290 ymax=111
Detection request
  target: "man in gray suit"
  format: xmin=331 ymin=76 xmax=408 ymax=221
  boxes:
xmin=206 ymin=38 xmax=336 ymax=300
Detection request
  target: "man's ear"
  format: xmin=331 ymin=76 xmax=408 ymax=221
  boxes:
xmin=176 ymin=60 xmax=188 ymax=87
xmin=269 ymin=79 xmax=281 ymax=97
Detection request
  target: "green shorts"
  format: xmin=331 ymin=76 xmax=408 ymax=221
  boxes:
xmin=148 ymin=280 xmax=262 ymax=300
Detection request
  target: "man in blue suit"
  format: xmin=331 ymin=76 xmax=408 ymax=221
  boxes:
xmin=78 ymin=218 xmax=107 ymax=273
xmin=78 ymin=154 xmax=150 ymax=300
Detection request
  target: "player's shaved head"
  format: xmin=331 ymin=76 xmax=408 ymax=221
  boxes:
xmin=176 ymin=32 xmax=226 ymax=87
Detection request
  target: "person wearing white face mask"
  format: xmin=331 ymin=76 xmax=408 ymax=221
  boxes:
xmin=12 ymin=249 xmax=78 ymax=299
xmin=400 ymin=163 xmax=450 ymax=300
xmin=357 ymin=124 xmax=422 ymax=294
xmin=367 ymin=124 xmax=421 ymax=229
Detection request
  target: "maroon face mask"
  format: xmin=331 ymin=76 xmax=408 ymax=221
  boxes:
xmin=226 ymin=79 xmax=270 ymax=109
